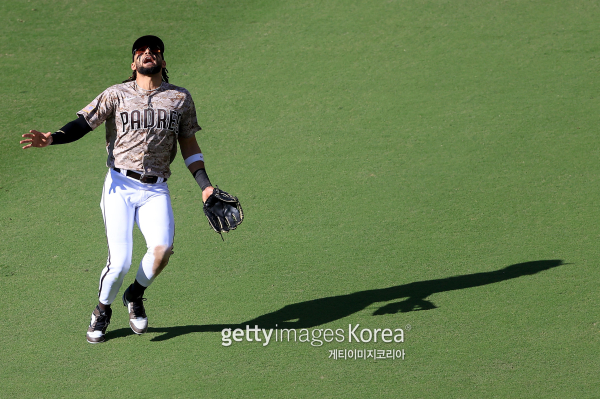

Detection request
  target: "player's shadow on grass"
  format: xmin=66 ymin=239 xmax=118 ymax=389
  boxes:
xmin=107 ymin=259 xmax=564 ymax=342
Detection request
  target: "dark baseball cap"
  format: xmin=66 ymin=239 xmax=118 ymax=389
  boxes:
xmin=132 ymin=35 xmax=164 ymax=55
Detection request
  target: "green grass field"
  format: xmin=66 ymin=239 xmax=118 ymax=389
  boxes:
xmin=1 ymin=0 xmax=599 ymax=397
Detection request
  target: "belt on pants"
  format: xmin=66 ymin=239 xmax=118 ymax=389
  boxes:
xmin=113 ymin=168 xmax=167 ymax=184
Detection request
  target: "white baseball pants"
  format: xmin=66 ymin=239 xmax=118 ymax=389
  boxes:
xmin=98 ymin=168 xmax=175 ymax=305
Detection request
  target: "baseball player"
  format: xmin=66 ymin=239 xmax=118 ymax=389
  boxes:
xmin=20 ymin=35 xmax=215 ymax=343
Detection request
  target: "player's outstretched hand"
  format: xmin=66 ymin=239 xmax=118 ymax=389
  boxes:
xmin=20 ymin=130 xmax=53 ymax=149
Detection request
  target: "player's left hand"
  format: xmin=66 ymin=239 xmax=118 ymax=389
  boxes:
xmin=203 ymin=187 xmax=243 ymax=234
xmin=20 ymin=130 xmax=53 ymax=149
xmin=202 ymin=186 xmax=214 ymax=203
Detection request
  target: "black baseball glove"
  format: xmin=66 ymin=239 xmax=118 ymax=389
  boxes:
xmin=203 ymin=187 xmax=244 ymax=235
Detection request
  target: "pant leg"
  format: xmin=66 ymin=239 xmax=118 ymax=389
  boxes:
xmin=98 ymin=170 xmax=136 ymax=305
xmin=134 ymin=187 xmax=175 ymax=287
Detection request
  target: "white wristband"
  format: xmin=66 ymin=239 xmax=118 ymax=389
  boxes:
xmin=184 ymin=153 xmax=204 ymax=167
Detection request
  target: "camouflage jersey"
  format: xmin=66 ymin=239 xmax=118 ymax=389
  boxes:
xmin=78 ymin=81 xmax=201 ymax=179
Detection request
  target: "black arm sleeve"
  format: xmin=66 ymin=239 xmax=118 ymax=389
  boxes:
xmin=193 ymin=168 xmax=213 ymax=190
xmin=50 ymin=115 xmax=93 ymax=145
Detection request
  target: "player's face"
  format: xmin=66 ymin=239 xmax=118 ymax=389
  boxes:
xmin=131 ymin=46 xmax=166 ymax=76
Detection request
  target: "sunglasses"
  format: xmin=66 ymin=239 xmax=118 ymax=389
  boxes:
xmin=134 ymin=45 xmax=162 ymax=56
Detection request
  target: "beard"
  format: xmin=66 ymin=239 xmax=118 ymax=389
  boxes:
xmin=137 ymin=64 xmax=162 ymax=76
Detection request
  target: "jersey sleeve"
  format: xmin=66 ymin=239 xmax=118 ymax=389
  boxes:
xmin=178 ymin=92 xmax=201 ymax=139
xmin=77 ymin=87 xmax=118 ymax=130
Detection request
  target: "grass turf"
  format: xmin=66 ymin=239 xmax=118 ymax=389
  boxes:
xmin=1 ymin=0 xmax=599 ymax=397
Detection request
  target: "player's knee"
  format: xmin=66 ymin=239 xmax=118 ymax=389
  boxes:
xmin=111 ymin=254 xmax=132 ymax=275
xmin=152 ymin=244 xmax=173 ymax=277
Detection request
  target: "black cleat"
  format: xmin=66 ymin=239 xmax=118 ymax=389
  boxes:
xmin=123 ymin=286 xmax=148 ymax=334
xmin=86 ymin=306 xmax=112 ymax=344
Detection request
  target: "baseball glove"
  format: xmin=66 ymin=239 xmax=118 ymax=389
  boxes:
xmin=203 ymin=187 xmax=244 ymax=236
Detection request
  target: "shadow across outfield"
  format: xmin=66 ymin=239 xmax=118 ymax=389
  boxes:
xmin=107 ymin=259 xmax=565 ymax=342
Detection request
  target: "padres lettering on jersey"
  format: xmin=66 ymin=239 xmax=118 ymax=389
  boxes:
xmin=78 ymin=82 xmax=201 ymax=179
xmin=119 ymin=109 xmax=182 ymax=134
